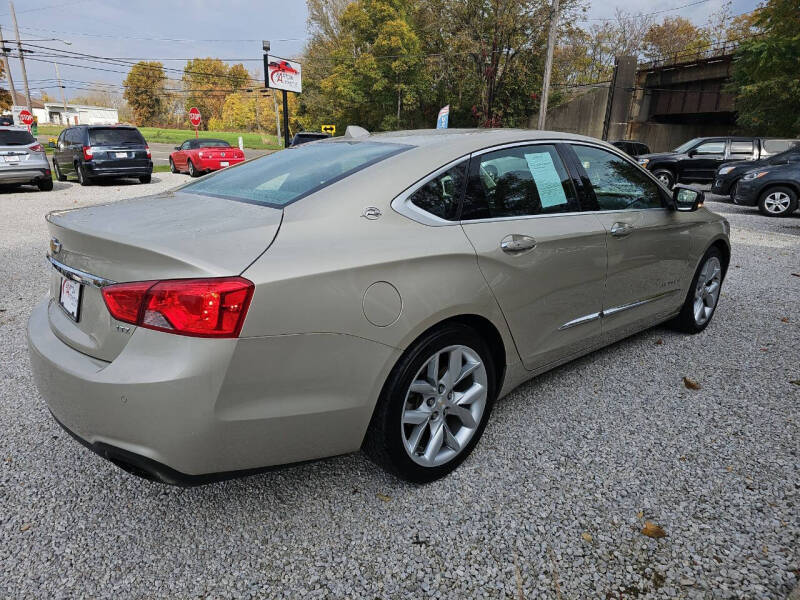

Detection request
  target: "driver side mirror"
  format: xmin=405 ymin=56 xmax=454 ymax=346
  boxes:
xmin=673 ymin=185 xmax=704 ymax=212
xmin=174 ymin=146 xmax=181 ymax=151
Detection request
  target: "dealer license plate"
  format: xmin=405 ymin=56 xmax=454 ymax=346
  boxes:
xmin=220 ymin=161 xmax=229 ymax=167
xmin=3 ymin=155 xmax=19 ymax=163
xmin=59 ymin=277 xmax=82 ymax=321
xmin=115 ymin=152 xmax=128 ymax=158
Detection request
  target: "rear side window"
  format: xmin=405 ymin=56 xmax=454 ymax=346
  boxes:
xmin=0 ymin=129 xmax=35 ymax=145
xmin=181 ymin=140 xmax=410 ymax=208
xmin=729 ymin=141 xmax=754 ymax=158
xmin=762 ymin=139 xmax=798 ymax=154
xmin=461 ymin=144 xmax=577 ymax=220
xmin=89 ymin=128 xmax=145 ymax=145
xmin=408 ymin=161 xmax=467 ymax=221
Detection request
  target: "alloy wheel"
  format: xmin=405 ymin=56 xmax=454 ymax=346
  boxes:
xmin=763 ymin=191 xmax=791 ymax=214
xmin=693 ymin=256 xmax=722 ymax=326
xmin=400 ymin=344 xmax=488 ymax=467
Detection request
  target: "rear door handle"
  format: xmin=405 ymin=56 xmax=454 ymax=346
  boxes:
xmin=500 ymin=234 xmax=536 ymax=254
xmin=610 ymin=222 xmax=634 ymax=237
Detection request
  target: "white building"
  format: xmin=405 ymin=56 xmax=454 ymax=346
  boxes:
xmin=6 ymin=92 xmax=118 ymax=126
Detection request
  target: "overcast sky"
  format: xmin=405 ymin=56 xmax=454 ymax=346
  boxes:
xmin=0 ymin=0 xmax=760 ymax=102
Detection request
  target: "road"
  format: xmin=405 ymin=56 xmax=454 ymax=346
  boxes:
xmin=0 ymin=181 xmax=797 ymax=598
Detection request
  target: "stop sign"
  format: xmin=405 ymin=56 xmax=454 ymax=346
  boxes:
xmin=19 ymin=109 xmax=34 ymax=126
xmin=188 ymin=107 xmax=201 ymax=127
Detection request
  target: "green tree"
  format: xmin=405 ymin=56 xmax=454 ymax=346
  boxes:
xmin=122 ymin=61 xmax=166 ymax=126
xmin=182 ymin=58 xmax=251 ymax=128
xmin=730 ymin=0 xmax=800 ymax=135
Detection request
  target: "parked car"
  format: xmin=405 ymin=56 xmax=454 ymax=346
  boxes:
xmin=637 ymin=136 xmax=800 ymax=188
xmin=52 ymin=125 xmax=152 ymax=186
xmin=731 ymin=161 xmax=800 ymax=217
xmin=712 ymin=145 xmax=800 ymax=199
xmin=28 ymin=129 xmax=729 ymax=485
xmin=0 ymin=115 xmax=15 ymax=126
xmin=169 ymin=138 xmax=245 ymax=177
xmin=290 ymin=131 xmax=331 ymax=146
xmin=610 ymin=140 xmax=650 ymax=158
xmin=0 ymin=126 xmax=52 ymax=191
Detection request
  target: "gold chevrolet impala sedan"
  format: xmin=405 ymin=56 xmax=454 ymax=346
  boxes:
xmin=27 ymin=128 xmax=730 ymax=485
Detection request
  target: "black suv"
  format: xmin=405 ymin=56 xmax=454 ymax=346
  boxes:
xmin=610 ymin=140 xmax=650 ymax=158
xmin=52 ymin=125 xmax=152 ymax=186
xmin=637 ymin=137 xmax=799 ymax=188
xmin=712 ymin=145 xmax=800 ymax=199
xmin=290 ymin=131 xmax=331 ymax=146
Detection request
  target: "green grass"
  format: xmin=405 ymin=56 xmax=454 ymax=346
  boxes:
xmin=152 ymin=164 xmax=173 ymax=173
xmin=36 ymin=125 xmax=283 ymax=150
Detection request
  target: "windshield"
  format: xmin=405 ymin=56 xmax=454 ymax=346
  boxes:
xmin=673 ymin=138 xmax=702 ymax=153
xmin=89 ymin=128 xmax=145 ymax=146
xmin=0 ymin=129 xmax=35 ymax=145
xmin=180 ymin=140 xmax=409 ymax=208
xmin=192 ymin=139 xmax=230 ymax=149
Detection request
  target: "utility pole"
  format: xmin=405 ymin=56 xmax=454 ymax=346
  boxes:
xmin=537 ymin=0 xmax=560 ymax=130
xmin=9 ymin=0 xmax=32 ymax=115
xmin=0 ymin=25 xmax=17 ymax=107
xmin=54 ymin=62 xmax=68 ymax=125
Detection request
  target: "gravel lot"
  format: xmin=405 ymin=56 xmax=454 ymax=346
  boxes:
xmin=1 ymin=178 xmax=798 ymax=599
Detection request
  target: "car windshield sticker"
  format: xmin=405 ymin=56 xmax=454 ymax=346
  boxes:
xmin=524 ymin=151 xmax=568 ymax=207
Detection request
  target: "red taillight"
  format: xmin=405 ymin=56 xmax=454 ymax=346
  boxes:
xmin=82 ymin=146 xmax=94 ymax=160
xmin=30 ymin=143 xmax=44 ymax=153
xmin=145 ymin=146 xmax=151 ymax=159
xmin=102 ymin=277 xmax=254 ymax=338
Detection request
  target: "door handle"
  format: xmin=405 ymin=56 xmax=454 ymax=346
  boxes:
xmin=610 ymin=222 xmax=634 ymax=237
xmin=500 ymin=234 xmax=536 ymax=254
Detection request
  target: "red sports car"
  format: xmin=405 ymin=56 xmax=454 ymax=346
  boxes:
xmin=169 ymin=138 xmax=245 ymax=177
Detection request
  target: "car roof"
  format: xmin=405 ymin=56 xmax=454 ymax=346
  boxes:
xmin=349 ymin=128 xmax=606 ymax=154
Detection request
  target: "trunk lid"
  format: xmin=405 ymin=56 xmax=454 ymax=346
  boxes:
xmin=45 ymin=191 xmax=282 ymax=361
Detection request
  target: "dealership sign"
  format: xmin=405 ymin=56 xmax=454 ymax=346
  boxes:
xmin=267 ymin=56 xmax=302 ymax=93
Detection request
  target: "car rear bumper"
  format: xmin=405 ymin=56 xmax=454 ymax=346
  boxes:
xmin=0 ymin=166 xmax=51 ymax=183
xmin=195 ymin=157 xmax=245 ymax=171
xmin=27 ymin=296 xmax=399 ymax=484
xmin=85 ymin=160 xmax=152 ymax=178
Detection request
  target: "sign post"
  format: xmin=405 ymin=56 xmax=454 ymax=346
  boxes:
xmin=188 ymin=107 xmax=201 ymax=138
xmin=436 ymin=105 xmax=450 ymax=129
xmin=19 ymin=108 xmax=33 ymax=132
xmin=265 ymin=55 xmax=302 ymax=149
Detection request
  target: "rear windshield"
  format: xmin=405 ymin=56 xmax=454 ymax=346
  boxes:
xmin=180 ymin=141 xmax=409 ymax=208
xmin=193 ymin=139 xmax=230 ymax=149
xmin=0 ymin=129 xmax=35 ymax=145
xmin=89 ymin=127 xmax=145 ymax=146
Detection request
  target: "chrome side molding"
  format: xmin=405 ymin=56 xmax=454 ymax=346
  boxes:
xmin=47 ymin=255 xmax=116 ymax=289
xmin=559 ymin=290 xmax=678 ymax=330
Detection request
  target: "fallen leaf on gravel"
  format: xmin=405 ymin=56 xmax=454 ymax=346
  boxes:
xmin=726 ymin=466 xmax=733 ymax=472
xmin=683 ymin=377 xmax=701 ymax=390
xmin=581 ymin=532 xmax=593 ymax=543
xmin=637 ymin=511 xmax=644 ymax=520
xmin=780 ymin=317 xmax=789 ymax=323
xmin=791 ymin=272 xmax=800 ymax=277
xmin=19 ymin=523 xmax=31 ymax=532
xmin=790 ymin=380 xmax=800 ymax=386
xmin=376 ymin=493 xmax=391 ymax=502
xmin=641 ymin=521 xmax=666 ymax=539
xmin=655 ymin=339 xmax=663 ymax=345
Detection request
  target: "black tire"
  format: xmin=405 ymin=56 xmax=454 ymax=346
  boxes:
xmin=169 ymin=158 xmax=178 ymax=174
xmin=76 ymin=163 xmax=91 ymax=186
xmin=728 ymin=179 xmax=739 ymax=202
xmin=52 ymin=159 xmax=66 ymax=182
xmin=669 ymin=246 xmax=724 ymax=334
xmin=363 ymin=323 xmax=497 ymax=483
xmin=37 ymin=177 xmax=54 ymax=191
xmin=757 ymin=186 xmax=797 ymax=217
xmin=653 ymin=169 xmax=675 ymax=189
xmin=139 ymin=174 xmax=152 ymax=184
xmin=187 ymin=159 xmax=199 ymax=178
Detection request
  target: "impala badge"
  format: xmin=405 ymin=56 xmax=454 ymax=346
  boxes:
xmin=49 ymin=238 xmax=62 ymax=255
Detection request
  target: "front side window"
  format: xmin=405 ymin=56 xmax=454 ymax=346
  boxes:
xmin=461 ymin=144 xmax=577 ymax=220
xmin=181 ymin=140 xmax=410 ymax=208
xmin=693 ymin=141 xmax=725 ymax=155
xmin=408 ymin=162 xmax=467 ymax=221
xmin=180 ymin=141 xmax=191 ymax=150
xmin=572 ymin=144 xmax=664 ymax=210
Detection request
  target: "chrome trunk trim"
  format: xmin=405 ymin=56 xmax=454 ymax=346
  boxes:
xmin=47 ymin=255 xmax=116 ymax=289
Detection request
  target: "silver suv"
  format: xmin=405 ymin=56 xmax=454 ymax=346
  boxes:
xmin=0 ymin=126 xmax=52 ymax=191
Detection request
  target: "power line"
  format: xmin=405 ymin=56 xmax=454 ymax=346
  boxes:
xmin=577 ymin=0 xmax=712 ymax=22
